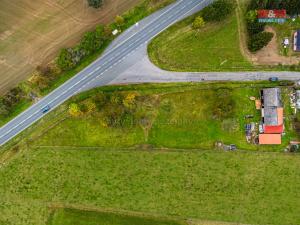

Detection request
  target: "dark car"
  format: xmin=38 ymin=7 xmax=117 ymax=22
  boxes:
xmin=269 ymin=77 xmax=279 ymax=82
xmin=41 ymin=105 xmax=51 ymax=113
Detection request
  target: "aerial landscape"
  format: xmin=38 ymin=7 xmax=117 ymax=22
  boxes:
xmin=1 ymin=0 xmax=300 ymax=224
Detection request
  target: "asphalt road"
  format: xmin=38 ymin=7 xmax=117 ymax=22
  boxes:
xmin=0 ymin=0 xmax=213 ymax=146
xmin=108 ymin=45 xmax=300 ymax=84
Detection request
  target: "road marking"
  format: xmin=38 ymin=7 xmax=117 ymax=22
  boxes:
xmin=0 ymin=0 xmax=209 ymax=143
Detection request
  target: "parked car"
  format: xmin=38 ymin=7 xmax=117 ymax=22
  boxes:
xmin=229 ymin=144 xmax=237 ymax=151
xmin=269 ymin=77 xmax=279 ymax=82
xmin=41 ymin=105 xmax=51 ymax=114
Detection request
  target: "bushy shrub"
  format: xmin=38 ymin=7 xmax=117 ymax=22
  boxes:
xmin=248 ymin=31 xmax=274 ymax=52
xmin=56 ymin=48 xmax=74 ymax=71
xmin=192 ymin=16 xmax=205 ymax=30
xmin=201 ymin=0 xmax=235 ymax=22
xmin=247 ymin=20 xmax=265 ymax=36
xmin=212 ymin=89 xmax=235 ymax=120
xmin=0 ymin=87 xmax=27 ymax=116
xmin=87 ymin=0 xmax=103 ymax=8
xmin=56 ymin=25 xmax=106 ymax=71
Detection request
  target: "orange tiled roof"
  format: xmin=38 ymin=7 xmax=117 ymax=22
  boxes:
xmin=259 ymin=134 xmax=281 ymax=145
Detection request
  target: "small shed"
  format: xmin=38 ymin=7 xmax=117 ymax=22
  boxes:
xmin=255 ymin=99 xmax=261 ymax=109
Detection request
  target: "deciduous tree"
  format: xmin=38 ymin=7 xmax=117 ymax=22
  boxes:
xmin=68 ymin=103 xmax=82 ymax=117
xmin=192 ymin=16 xmax=205 ymax=30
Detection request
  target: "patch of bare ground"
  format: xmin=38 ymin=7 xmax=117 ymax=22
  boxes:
xmin=236 ymin=0 xmax=300 ymax=67
xmin=0 ymin=0 xmax=141 ymax=94
xmin=251 ymin=26 xmax=300 ymax=65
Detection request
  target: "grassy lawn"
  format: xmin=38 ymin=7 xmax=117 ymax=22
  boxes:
xmin=33 ymin=82 xmax=297 ymax=151
xmin=1 ymin=148 xmax=300 ymax=224
xmin=148 ymin=10 xmax=253 ymax=71
xmin=273 ymin=18 xmax=300 ymax=57
xmin=48 ymin=208 xmax=186 ymax=225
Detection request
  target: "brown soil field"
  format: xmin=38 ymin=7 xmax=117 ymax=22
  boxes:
xmin=0 ymin=0 xmax=141 ymax=94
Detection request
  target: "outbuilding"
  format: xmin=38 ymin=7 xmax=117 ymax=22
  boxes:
xmin=259 ymin=88 xmax=284 ymax=145
xmin=259 ymin=134 xmax=282 ymax=145
xmin=294 ymin=30 xmax=300 ymax=52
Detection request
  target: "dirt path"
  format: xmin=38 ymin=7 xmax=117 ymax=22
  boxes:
xmin=235 ymin=0 xmax=300 ymax=66
xmin=0 ymin=0 xmax=141 ymax=94
xmin=252 ymin=26 xmax=300 ymax=65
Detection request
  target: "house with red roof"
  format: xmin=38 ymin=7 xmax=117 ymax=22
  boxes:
xmin=259 ymin=88 xmax=284 ymax=145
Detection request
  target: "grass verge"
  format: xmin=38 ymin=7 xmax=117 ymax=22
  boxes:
xmin=148 ymin=7 xmax=253 ymax=71
xmin=1 ymin=147 xmax=300 ymax=225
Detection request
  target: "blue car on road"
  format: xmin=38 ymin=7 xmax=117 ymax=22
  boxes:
xmin=41 ymin=105 xmax=51 ymax=114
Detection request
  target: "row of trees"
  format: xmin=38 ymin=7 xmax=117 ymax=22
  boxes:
xmin=191 ymin=0 xmax=234 ymax=33
xmin=245 ymin=7 xmax=274 ymax=52
xmin=201 ymin=0 xmax=235 ymax=22
xmin=68 ymin=91 xmax=157 ymax=129
xmin=56 ymin=25 xmax=109 ymax=71
xmin=57 ymin=14 xmax=126 ymax=72
xmin=0 ymin=87 xmax=27 ymax=117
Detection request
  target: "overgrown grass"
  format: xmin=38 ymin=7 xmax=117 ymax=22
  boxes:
xmin=1 ymin=147 xmax=300 ymax=225
xmin=48 ymin=208 xmax=186 ymax=225
xmin=148 ymin=10 xmax=253 ymax=71
xmin=33 ymin=82 xmax=296 ymax=151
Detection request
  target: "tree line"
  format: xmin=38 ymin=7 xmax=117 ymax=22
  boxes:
xmin=68 ymin=91 xmax=158 ymax=131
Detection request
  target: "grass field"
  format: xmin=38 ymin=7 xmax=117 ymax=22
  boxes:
xmin=0 ymin=83 xmax=300 ymax=225
xmin=32 ymin=82 xmax=297 ymax=151
xmin=148 ymin=8 xmax=253 ymax=71
xmin=1 ymin=147 xmax=300 ymax=225
xmin=48 ymin=208 xmax=186 ymax=225
xmin=0 ymin=0 xmax=142 ymax=94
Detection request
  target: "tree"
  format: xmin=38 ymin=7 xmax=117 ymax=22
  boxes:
xmin=115 ymin=15 xmax=125 ymax=27
xmin=56 ymin=48 xmax=74 ymax=71
xmin=80 ymin=31 xmax=97 ymax=55
xmin=84 ymin=99 xmax=96 ymax=113
xmin=201 ymin=0 xmax=234 ymax=22
xmin=192 ymin=16 xmax=205 ymax=30
xmin=94 ymin=92 xmax=107 ymax=108
xmin=245 ymin=10 xmax=258 ymax=23
xmin=110 ymin=92 xmax=122 ymax=104
xmin=87 ymin=0 xmax=103 ymax=8
xmin=248 ymin=31 xmax=274 ymax=52
xmin=123 ymin=92 xmax=138 ymax=108
xmin=0 ymin=98 xmax=9 ymax=116
xmin=104 ymin=25 xmax=112 ymax=38
xmin=68 ymin=103 xmax=82 ymax=117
